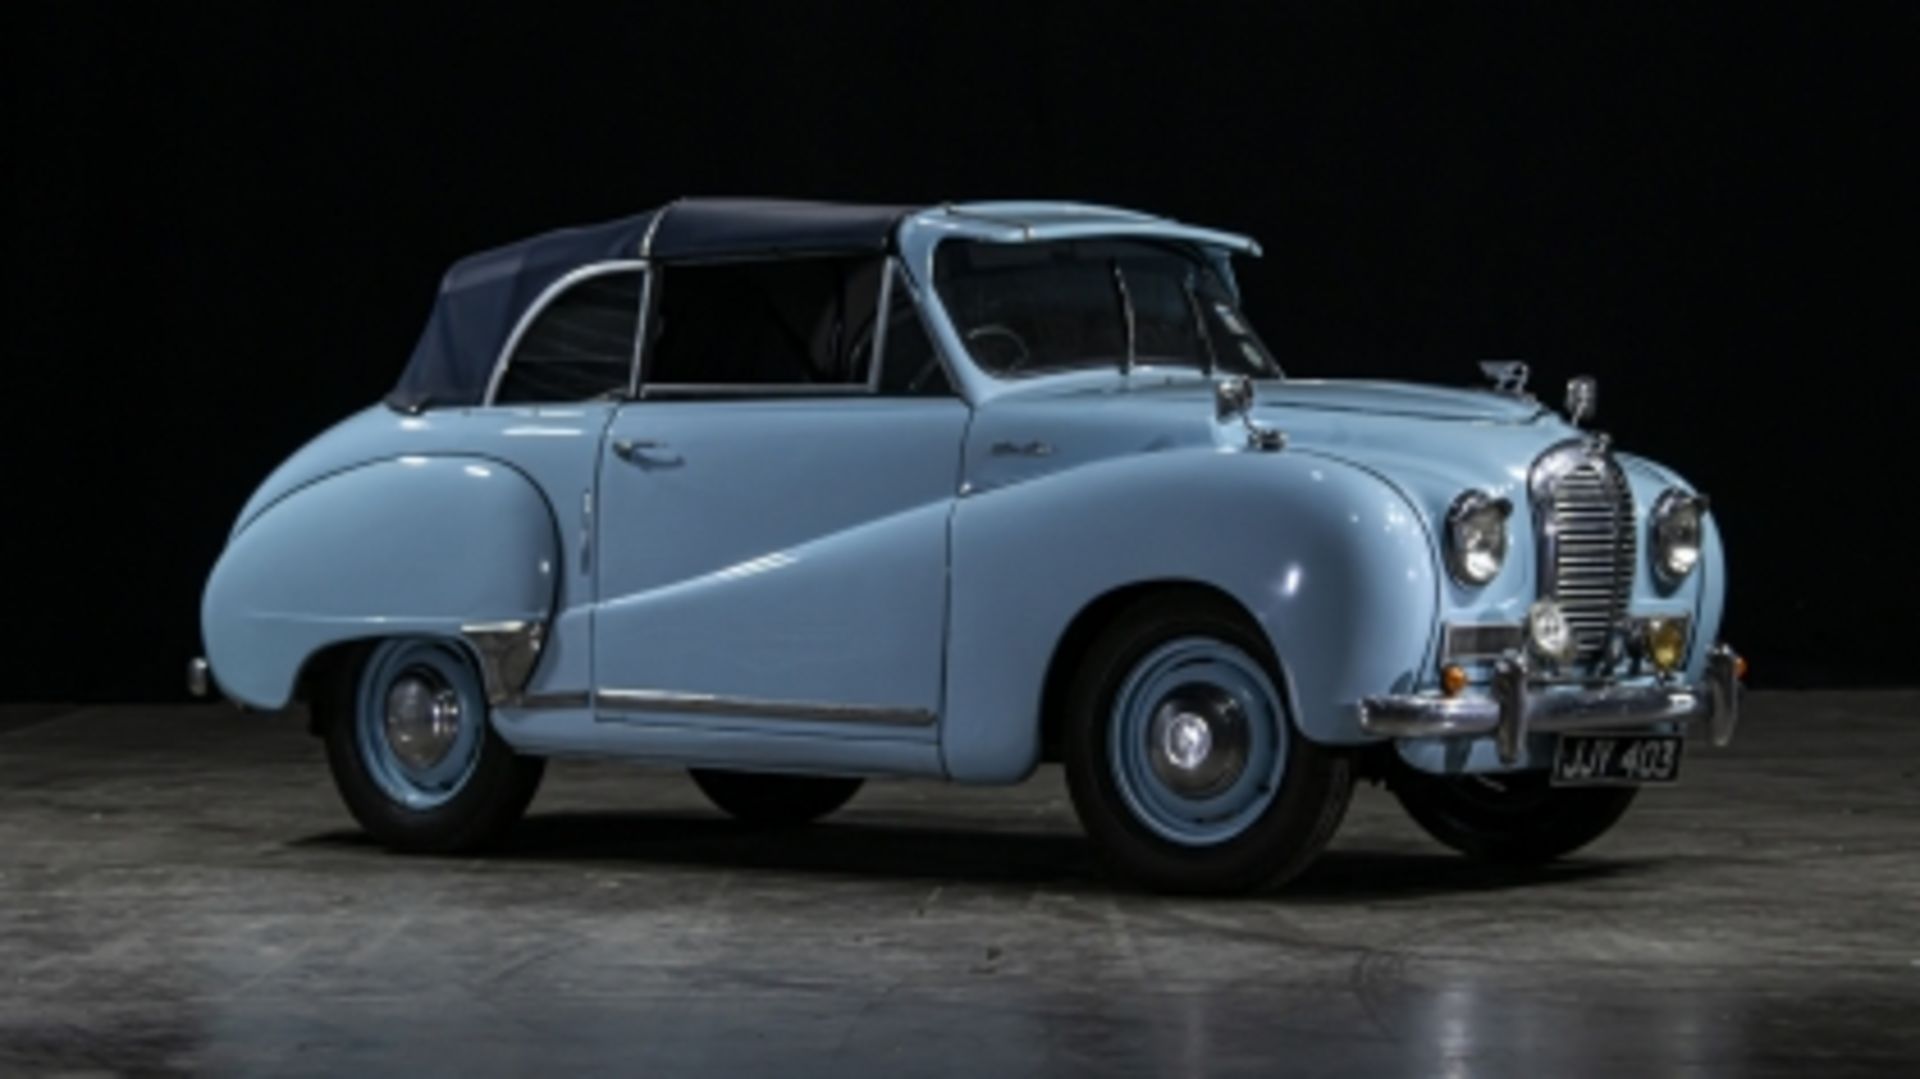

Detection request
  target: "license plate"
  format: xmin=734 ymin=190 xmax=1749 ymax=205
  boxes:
xmin=1551 ymin=734 xmax=1684 ymax=786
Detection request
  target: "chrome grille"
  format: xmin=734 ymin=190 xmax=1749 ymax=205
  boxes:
xmin=1535 ymin=445 xmax=1636 ymax=661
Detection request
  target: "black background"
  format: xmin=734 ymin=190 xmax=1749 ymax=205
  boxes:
xmin=4 ymin=3 xmax=1912 ymax=701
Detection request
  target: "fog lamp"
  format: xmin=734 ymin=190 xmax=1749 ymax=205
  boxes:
xmin=1527 ymin=599 xmax=1577 ymax=662
xmin=1645 ymin=618 xmax=1688 ymax=673
xmin=1441 ymin=664 xmax=1469 ymax=697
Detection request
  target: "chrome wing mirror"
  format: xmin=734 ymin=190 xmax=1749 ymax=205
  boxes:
xmin=1214 ymin=376 xmax=1254 ymax=421
xmin=1215 ymin=376 xmax=1285 ymax=452
xmin=1565 ymin=375 xmax=1597 ymax=427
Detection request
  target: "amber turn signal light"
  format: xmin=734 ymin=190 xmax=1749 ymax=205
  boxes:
xmin=1734 ymin=654 xmax=1749 ymax=681
xmin=1441 ymin=664 xmax=1469 ymax=697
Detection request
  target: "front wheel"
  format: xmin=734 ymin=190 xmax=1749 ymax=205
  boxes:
xmin=1388 ymin=763 xmax=1637 ymax=863
xmin=317 ymin=638 xmax=545 ymax=853
xmin=1063 ymin=592 xmax=1353 ymax=894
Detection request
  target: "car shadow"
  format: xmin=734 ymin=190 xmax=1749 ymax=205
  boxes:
xmin=294 ymin=810 xmax=1652 ymax=901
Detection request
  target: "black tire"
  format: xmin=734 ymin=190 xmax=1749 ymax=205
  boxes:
xmin=316 ymin=640 xmax=545 ymax=853
xmin=690 ymin=769 xmax=863 ymax=825
xmin=1063 ymin=591 xmax=1353 ymax=894
xmin=1388 ymin=763 xmax=1637 ymax=863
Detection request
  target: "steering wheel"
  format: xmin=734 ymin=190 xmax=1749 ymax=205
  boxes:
xmin=965 ymin=323 xmax=1033 ymax=372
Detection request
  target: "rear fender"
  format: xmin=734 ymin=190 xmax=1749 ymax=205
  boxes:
xmin=201 ymin=455 xmax=559 ymax=709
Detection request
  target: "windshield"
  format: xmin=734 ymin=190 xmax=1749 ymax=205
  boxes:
xmin=934 ymin=238 xmax=1279 ymax=379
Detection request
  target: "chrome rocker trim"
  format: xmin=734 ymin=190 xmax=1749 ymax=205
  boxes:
xmin=1359 ymin=642 xmax=1744 ymax=765
xmin=597 ymin=688 xmax=936 ymax=727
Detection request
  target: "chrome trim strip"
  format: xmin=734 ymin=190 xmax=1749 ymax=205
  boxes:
xmin=868 ymin=257 xmax=894 ymax=393
xmin=940 ymin=202 xmax=1036 ymax=239
xmin=1111 ymin=259 xmax=1136 ymax=374
xmin=639 ymin=383 xmax=880 ymax=399
xmin=627 ymin=261 xmax=655 ymax=399
xmin=596 ymin=688 xmax=936 ymax=727
xmin=505 ymin=691 xmax=592 ymax=711
xmin=640 ymin=202 xmax=671 ymax=259
xmin=459 ymin=620 xmax=546 ymax=705
xmin=483 ymin=260 xmax=648 ymax=406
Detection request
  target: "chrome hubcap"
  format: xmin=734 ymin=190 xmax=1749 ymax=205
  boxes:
xmin=383 ymin=672 xmax=463 ymax=771
xmin=1146 ymin=685 xmax=1249 ymax=797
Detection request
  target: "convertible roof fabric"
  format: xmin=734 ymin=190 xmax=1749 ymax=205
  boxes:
xmin=388 ymin=198 xmax=915 ymax=409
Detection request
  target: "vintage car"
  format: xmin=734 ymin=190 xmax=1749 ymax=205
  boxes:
xmin=195 ymin=198 xmax=1743 ymax=892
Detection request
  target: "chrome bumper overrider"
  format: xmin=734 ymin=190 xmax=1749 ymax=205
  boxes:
xmin=1359 ymin=643 xmax=1744 ymax=764
xmin=187 ymin=656 xmax=211 ymax=698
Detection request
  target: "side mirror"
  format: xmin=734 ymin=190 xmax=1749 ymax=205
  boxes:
xmin=1215 ymin=376 xmax=1255 ymax=421
xmin=1215 ymin=376 xmax=1285 ymax=452
xmin=1566 ymin=376 xmax=1597 ymax=426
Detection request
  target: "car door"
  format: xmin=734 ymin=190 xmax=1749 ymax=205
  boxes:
xmin=590 ymin=256 xmax=969 ymax=726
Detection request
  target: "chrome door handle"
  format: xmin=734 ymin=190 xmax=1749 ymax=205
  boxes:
xmin=612 ymin=438 xmax=682 ymax=467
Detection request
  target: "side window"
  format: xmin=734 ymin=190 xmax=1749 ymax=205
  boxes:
xmin=646 ymin=257 xmax=881 ymax=388
xmin=495 ymin=269 xmax=644 ymax=404
xmin=877 ymin=272 xmax=954 ymax=396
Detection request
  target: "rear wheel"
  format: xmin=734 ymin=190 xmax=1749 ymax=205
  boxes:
xmin=689 ymin=769 xmax=863 ymax=825
xmin=317 ymin=638 xmax=545 ymax=852
xmin=1388 ymin=763 xmax=1637 ymax=863
xmin=1063 ymin=592 xmax=1352 ymax=894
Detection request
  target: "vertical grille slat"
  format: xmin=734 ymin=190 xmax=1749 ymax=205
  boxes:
xmin=1535 ymin=445 xmax=1637 ymax=665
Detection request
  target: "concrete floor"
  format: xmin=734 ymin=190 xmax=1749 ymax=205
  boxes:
xmin=1 ymin=693 xmax=1917 ymax=1077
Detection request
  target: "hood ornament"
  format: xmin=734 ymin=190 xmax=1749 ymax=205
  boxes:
xmin=1215 ymin=376 xmax=1286 ymax=452
xmin=1478 ymin=360 xmax=1531 ymax=398
xmin=1565 ymin=375 xmax=1598 ymax=427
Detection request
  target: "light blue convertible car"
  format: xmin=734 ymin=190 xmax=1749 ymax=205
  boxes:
xmin=196 ymin=198 xmax=1743 ymax=892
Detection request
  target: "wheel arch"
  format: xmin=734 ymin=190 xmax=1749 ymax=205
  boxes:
xmin=1037 ymin=579 xmax=1290 ymax=764
xmin=295 ymin=633 xmax=503 ymax=736
xmin=942 ymin=447 xmax=1439 ymax=783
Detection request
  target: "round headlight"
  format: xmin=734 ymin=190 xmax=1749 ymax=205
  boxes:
xmin=1650 ymin=488 xmax=1707 ymax=588
xmin=1446 ymin=491 xmax=1512 ymax=585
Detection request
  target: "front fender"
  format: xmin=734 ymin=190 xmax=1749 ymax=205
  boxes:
xmin=941 ymin=447 xmax=1440 ymax=782
xmin=201 ymin=455 xmax=559 ymax=708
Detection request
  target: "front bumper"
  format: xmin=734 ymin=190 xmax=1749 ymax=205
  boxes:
xmin=1358 ymin=643 xmax=1744 ymax=764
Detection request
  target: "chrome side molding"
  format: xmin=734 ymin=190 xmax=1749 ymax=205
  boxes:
xmin=596 ymin=688 xmax=936 ymax=727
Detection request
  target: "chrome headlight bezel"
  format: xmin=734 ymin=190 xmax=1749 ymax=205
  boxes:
xmin=1445 ymin=490 xmax=1513 ymax=586
xmin=1649 ymin=488 xmax=1707 ymax=590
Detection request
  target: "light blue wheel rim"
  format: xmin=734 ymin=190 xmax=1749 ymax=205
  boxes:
xmin=1107 ymin=636 xmax=1289 ymax=846
xmin=353 ymin=639 xmax=486 ymax=810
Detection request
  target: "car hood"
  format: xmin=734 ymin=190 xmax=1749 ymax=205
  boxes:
xmin=981 ymin=376 xmax=1601 ymax=534
xmin=1253 ymin=382 xmax=1576 ymax=530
